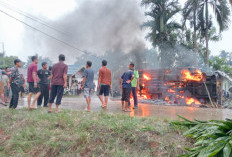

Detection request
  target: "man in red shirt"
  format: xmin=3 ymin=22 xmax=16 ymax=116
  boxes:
xmin=27 ymin=56 xmax=41 ymax=109
xmin=98 ymin=60 xmax=111 ymax=109
xmin=48 ymin=54 xmax=68 ymax=113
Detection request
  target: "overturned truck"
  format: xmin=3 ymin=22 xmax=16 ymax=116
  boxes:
xmin=139 ymin=68 xmax=224 ymax=106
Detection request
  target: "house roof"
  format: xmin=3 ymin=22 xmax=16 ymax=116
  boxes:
xmin=68 ymin=65 xmax=83 ymax=76
xmin=215 ymin=70 xmax=232 ymax=82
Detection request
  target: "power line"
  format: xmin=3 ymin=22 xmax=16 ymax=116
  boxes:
xmin=0 ymin=0 xmax=104 ymax=60
xmin=0 ymin=8 xmax=102 ymax=60
xmin=0 ymin=0 xmax=71 ymax=36
xmin=0 ymin=0 xmax=72 ymax=35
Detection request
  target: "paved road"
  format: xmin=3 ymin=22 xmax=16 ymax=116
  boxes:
xmin=1 ymin=96 xmax=232 ymax=121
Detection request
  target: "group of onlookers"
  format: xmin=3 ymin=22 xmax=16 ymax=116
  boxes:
xmin=70 ymin=81 xmax=82 ymax=95
xmin=0 ymin=54 xmax=140 ymax=113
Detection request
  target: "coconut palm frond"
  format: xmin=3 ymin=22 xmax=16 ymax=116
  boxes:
xmin=141 ymin=20 xmax=156 ymax=29
xmin=212 ymin=0 xmax=231 ymax=32
xmin=166 ymin=22 xmax=182 ymax=30
xmin=171 ymin=117 xmax=232 ymax=157
xmin=141 ymin=0 xmax=181 ymax=46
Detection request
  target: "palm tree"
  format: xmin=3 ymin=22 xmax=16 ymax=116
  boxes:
xmin=197 ymin=0 xmax=230 ymax=65
xmin=182 ymin=0 xmax=201 ymax=51
xmin=141 ymin=0 xmax=181 ymax=67
xmin=183 ymin=0 xmax=230 ymax=65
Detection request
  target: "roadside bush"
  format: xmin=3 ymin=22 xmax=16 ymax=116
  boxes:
xmin=171 ymin=116 xmax=232 ymax=157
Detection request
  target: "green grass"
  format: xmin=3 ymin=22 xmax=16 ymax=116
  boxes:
xmin=0 ymin=109 xmax=191 ymax=157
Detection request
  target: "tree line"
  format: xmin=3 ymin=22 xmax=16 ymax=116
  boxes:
xmin=141 ymin=0 xmax=231 ymax=66
xmin=210 ymin=50 xmax=232 ymax=77
xmin=0 ymin=55 xmax=53 ymax=69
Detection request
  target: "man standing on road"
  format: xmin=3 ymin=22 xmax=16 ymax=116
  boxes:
xmin=98 ymin=60 xmax=111 ymax=109
xmin=48 ymin=54 xmax=68 ymax=113
xmin=128 ymin=63 xmax=139 ymax=109
xmin=9 ymin=59 xmax=26 ymax=109
xmin=27 ymin=56 xmax=41 ymax=109
xmin=37 ymin=62 xmax=51 ymax=107
xmin=48 ymin=66 xmax=52 ymax=93
xmin=18 ymin=68 xmax=26 ymax=99
xmin=119 ymin=63 xmax=134 ymax=112
xmin=81 ymin=61 xmax=94 ymax=111
xmin=5 ymin=67 xmax=11 ymax=76
xmin=2 ymin=71 xmax=10 ymax=103
xmin=0 ymin=69 xmax=6 ymax=106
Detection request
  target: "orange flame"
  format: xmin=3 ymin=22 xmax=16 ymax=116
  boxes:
xmin=138 ymin=94 xmax=150 ymax=100
xmin=180 ymin=91 xmax=184 ymax=94
xmin=143 ymin=74 xmax=151 ymax=81
xmin=168 ymin=89 xmax=176 ymax=93
xmin=140 ymin=69 xmax=202 ymax=106
xmin=176 ymin=95 xmax=184 ymax=99
xmin=181 ymin=69 xmax=203 ymax=82
xmin=164 ymin=96 xmax=171 ymax=104
xmin=143 ymin=95 xmax=148 ymax=99
xmin=185 ymin=97 xmax=201 ymax=105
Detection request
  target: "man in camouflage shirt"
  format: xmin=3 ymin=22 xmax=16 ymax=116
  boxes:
xmin=9 ymin=59 xmax=26 ymax=109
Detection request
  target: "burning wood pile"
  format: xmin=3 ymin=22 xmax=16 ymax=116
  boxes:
xmin=139 ymin=68 xmax=221 ymax=106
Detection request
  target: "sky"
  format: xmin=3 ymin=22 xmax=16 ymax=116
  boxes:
xmin=0 ymin=0 xmax=77 ymax=61
xmin=0 ymin=0 xmax=231 ymax=62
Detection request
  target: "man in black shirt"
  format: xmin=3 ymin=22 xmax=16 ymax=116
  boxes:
xmin=37 ymin=62 xmax=51 ymax=107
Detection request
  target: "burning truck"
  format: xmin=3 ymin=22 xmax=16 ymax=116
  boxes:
xmin=138 ymin=68 xmax=224 ymax=106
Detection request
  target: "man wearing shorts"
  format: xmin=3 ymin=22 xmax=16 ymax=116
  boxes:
xmin=98 ymin=60 xmax=111 ymax=109
xmin=119 ymin=63 xmax=134 ymax=112
xmin=81 ymin=61 xmax=94 ymax=111
xmin=27 ymin=56 xmax=41 ymax=109
xmin=48 ymin=54 xmax=68 ymax=113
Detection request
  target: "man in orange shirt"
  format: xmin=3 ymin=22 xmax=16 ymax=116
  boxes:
xmin=98 ymin=60 xmax=111 ymax=109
